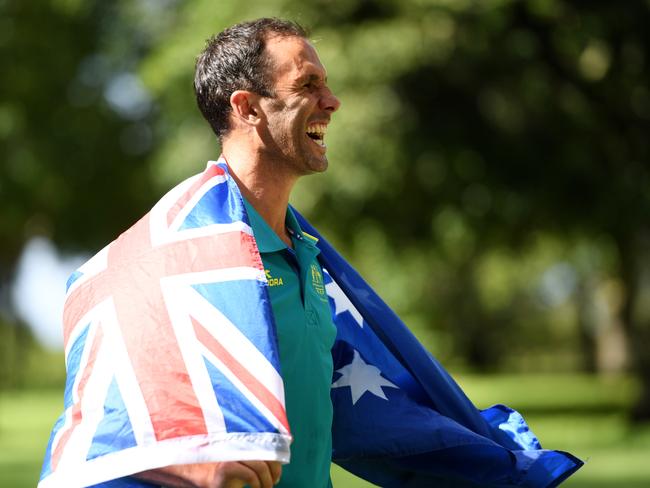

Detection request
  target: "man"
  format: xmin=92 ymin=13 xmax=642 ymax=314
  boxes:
xmin=135 ymin=18 xmax=340 ymax=488
xmin=39 ymin=17 xmax=582 ymax=488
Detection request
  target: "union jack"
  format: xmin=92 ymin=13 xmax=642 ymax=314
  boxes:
xmin=39 ymin=160 xmax=291 ymax=488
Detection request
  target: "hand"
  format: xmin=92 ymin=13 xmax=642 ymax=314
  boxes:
xmin=134 ymin=460 xmax=282 ymax=488
xmin=211 ymin=461 xmax=282 ymax=488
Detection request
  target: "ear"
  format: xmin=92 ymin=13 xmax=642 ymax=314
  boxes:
xmin=230 ymin=90 xmax=262 ymax=127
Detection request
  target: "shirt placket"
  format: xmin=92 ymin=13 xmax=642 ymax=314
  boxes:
xmin=292 ymin=235 xmax=322 ymax=328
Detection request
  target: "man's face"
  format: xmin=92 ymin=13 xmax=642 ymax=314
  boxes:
xmin=257 ymin=35 xmax=340 ymax=175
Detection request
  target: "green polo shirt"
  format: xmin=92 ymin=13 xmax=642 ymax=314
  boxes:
xmin=243 ymin=199 xmax=337 ymax=488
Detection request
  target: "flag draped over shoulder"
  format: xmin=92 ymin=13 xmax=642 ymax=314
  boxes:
xmin=39 ymin=159 xmax=582 ymax=488
xmin=297 ymin=214 xmax=583 ymax=488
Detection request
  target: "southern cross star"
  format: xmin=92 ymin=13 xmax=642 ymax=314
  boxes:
xmin=324 ymin=276 xmax=364 ymax=328
xmin=331 ymin=350 xmax=399 ymax=405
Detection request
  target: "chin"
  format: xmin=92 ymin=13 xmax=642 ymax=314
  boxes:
xmin=306 ymin=157 xmax=328 ymax=174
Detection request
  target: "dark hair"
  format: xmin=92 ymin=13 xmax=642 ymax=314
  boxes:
xmin=194 ymin=18 xmax=308 ymax=140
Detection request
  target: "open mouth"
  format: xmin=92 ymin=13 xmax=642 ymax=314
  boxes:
xmin=306 ymin=123 xmax=327 ymax=148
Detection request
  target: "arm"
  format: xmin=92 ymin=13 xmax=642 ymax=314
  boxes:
xmin=134 ymin=461 xmax=282 ymax=488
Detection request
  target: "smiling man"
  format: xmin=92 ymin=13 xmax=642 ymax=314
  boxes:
xmin=135 ymin=18 xmax=340 ymax=488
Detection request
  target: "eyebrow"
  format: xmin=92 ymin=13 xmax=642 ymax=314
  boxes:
xmin=298 ymin=73 xmax=328 ymax=84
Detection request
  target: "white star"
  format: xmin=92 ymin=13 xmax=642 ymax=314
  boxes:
xmin=325 ymin=275 xmax=364 ymax=328
xmin=331 ymin=350 xmax=399 ymax=405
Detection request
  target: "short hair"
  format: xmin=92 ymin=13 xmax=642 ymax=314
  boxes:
xmin=194 ymin=18 xmax=308 ymax=140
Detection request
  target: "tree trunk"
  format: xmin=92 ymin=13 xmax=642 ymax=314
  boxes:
xmin=616 ymin=231 xmax=650 ymax=422
xmin=449 ymin=257 xmax=505 ymax=373
xmin=576 ymin=280 xmax=598 ymax=373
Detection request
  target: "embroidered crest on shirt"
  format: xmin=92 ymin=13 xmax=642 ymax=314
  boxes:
xmin=310 ymin=264 xmax=327 ymax=301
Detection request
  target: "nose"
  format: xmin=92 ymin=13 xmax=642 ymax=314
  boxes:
xmin=320 ymin=86 xmax=341 ymax=113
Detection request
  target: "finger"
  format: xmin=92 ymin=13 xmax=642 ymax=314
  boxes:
xmin=267 ymin=461 xmax=282 ymax=485
xmin=240 ymin=460 xmax=273 ymax=488
xmin=219 ymin=462 xmax=260 ymax=488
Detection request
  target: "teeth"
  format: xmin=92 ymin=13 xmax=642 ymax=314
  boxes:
xmin=306 ymin=123 xmax=327 ymax=148
xmin=306 ymin=123 xmax=327 ymax=137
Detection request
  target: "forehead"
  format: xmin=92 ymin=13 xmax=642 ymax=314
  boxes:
xmin=264 ymin=35 xmax=327 ymax=82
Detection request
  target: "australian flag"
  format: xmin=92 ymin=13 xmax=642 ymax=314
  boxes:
xmin=39 ymin=158 xmax=582 ymax=487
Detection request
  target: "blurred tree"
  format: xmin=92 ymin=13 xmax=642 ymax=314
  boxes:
xmin=3 ymin=0 xmax=649 ymax=420
xmin=0 ymin=0 xmax=161 ymax=287
xmin=296 ymin=0 xmax=650 ymax=416
xmin=0 ymin=0 xmax=165 ymax=381
xmin=138 ymin=0 xmax=650 ymax=394
xmin=0 ymin=317 xmax=35 ymax=388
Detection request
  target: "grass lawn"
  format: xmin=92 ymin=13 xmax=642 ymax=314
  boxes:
xmin=0 ymin=389 xmax=63 ymax=487
xmin=3 ymin=375 xmax=649 ymax=487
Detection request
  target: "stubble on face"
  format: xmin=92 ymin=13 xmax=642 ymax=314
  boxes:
xmin=257 ymin=36 xmax=337 ymax=177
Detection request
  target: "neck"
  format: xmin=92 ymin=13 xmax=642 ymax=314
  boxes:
xmin=222 ymin=139 xmax=298 ymax=247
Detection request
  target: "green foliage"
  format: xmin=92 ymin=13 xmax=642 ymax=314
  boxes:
xmin=0 ymin=317 xmax=36 ymax=389
xmin=3 ymin=0 xmax=650 ymax=415
xmin=0 ymin=318 xmax=65 ymax=390
xmin=0 ymin=0 xmax=160 ymax=275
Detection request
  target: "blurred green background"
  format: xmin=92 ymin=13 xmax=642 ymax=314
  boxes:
xmin=1 ymin=0 xmax=649 ymax=486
